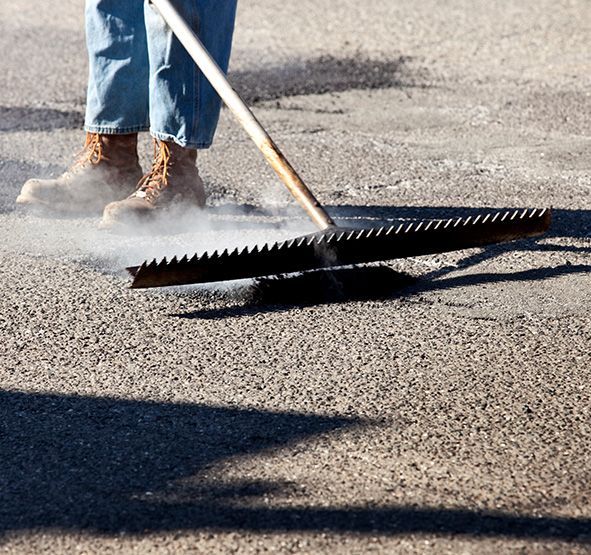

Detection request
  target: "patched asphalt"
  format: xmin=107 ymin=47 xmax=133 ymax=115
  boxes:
xmin=0 ymin=1 xmax=590 ymax=553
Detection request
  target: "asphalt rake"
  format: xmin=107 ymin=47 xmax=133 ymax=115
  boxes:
xmin=128 ymin=0 xmax=551 ymax=288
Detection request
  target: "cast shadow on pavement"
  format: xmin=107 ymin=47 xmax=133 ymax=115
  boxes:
xmin=1 ymin=390 xmax=589 ymax=542
xmin=174 ymin=206 xmax=590 ymax=320
xmin=0 ymin=54 xmax=418 ymax=135
xmin=0 ymin=390 xmax=356 ymax=536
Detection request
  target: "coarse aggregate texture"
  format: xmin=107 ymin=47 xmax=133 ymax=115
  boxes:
xmin=0 ymin=0 xmax=590 ymax=553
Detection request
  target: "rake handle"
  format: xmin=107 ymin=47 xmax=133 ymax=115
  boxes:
xmin=149 ymin=0 xmax=336 ymax=231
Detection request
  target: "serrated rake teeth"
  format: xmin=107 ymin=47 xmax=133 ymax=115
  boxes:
xmin=127 ymin=208 xmax=551 ymax=288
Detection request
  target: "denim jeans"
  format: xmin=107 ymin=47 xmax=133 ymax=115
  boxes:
xmin=84 ymin=0 xmax=237 ymax=149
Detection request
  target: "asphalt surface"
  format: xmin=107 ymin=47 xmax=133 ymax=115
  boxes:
xmin=1 ymin=0 xmax=590 ymax=553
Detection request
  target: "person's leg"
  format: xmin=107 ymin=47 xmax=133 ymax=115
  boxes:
xmin=144 ymin=0 xmax=238 ymax=149
xmin=18 ymin=0 xmax=148 ymax=213
xmin=100 ymin=0 xmax=237 ymax=228
xmin=85 ymin=0 xmax=150 ymax=135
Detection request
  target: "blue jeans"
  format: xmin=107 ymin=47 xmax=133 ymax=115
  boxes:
xmin=84 ymin=0 xmax=237 ymax=149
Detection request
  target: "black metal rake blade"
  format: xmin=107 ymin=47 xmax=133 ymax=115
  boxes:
xmin=127 ymin=208 xmax=551 ymax=288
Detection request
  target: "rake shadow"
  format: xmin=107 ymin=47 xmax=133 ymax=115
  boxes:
xmin=172 ymin=206 xmax=589 ymax=319
xmin=175 ymin=266 xmax=417 ymax=321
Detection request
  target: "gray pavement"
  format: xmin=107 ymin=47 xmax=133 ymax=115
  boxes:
xmin=1 ymin=0 xmax=590 ymax=553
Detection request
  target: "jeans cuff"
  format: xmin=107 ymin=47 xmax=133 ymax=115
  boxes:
xmin=84 ymin=124 xmax=150 ymax=134
xmin=150 ymin=130 xmax=212 ymax=150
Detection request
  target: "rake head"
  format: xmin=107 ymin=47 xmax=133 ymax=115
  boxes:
xmin=127 ymin=208 xmax=551 ymax=288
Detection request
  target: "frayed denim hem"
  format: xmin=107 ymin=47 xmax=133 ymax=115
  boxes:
xmin=84 ymin=124 xmax=150 ymax=134
xmin=150 ymin=130 xmax=213 ymax=150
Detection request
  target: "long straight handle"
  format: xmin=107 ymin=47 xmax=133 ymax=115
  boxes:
xmin=149 ymin=0 xmax=336 ymax=230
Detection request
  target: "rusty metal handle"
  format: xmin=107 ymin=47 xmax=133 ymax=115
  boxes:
xmin=149 ymin=0 xmax=336 ymax=230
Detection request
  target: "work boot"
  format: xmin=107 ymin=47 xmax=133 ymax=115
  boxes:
xmin=100 ymin=139 xmax=206 ymax=229
xmin=16 ymin=132 xmax=143 ymax=214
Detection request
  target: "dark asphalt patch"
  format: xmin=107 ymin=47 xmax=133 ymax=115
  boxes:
xmin=0 ymin=106 xmax=84 ymax=132
xmin=230 ymin=55 xmax=424 ymax=105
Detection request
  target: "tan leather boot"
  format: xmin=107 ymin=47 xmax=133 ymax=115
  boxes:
xmin=16 ymin=132 xmax=143 ymax=214
xmin=100 ymin=139 xmax=206 ymax=229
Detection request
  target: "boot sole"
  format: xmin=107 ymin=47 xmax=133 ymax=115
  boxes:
xmin=15 ymin=193 xmax=53 ymax=209
xmin=16 ymin=192 xmax=114 ymax=217
xmin=99 ymin=203 xmax=207 ymax=235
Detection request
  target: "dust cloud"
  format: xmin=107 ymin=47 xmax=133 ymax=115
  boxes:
xmin=3 ymin=202 xmax=313 ymax=285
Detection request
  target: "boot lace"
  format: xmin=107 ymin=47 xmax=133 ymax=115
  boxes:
xmin=72 ymin=133 xmax=103 ymax=171
xmin=133 ymin=140 xmax=171 ymax=203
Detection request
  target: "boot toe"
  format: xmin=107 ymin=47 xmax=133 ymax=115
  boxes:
xmin=16 ymin=177 xmax=80 ymax=211
xmin=16 ymin=179 xmax=51 ymax=206
xmin=100 ymin=197 xmax=153 ymax=229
